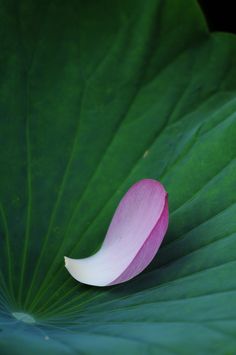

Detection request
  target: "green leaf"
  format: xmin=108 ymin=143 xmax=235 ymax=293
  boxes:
xmin=1 ymin=0 xmax=236 ymax=353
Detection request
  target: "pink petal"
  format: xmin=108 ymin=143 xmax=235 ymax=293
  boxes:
xmin=65 ymin=179 xmax=168 ymax=287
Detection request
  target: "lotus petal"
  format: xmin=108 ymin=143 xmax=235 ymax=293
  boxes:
xmin=65 ymin=179 xmax=168 ymax=286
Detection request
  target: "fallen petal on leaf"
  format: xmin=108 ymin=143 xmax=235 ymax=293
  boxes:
xmin=65 ymin=179 xmax=168 ymax=286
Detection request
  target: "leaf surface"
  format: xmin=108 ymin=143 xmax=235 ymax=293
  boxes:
xmin=0 ymin=0 xmax=236 ymax=353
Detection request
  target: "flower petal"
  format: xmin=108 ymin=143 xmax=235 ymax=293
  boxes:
xmin=65 ymin=179 xmax=168 ymax=287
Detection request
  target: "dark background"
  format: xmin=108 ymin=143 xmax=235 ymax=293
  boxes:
xmin=198 ymin=0 xmax=236 ymax=34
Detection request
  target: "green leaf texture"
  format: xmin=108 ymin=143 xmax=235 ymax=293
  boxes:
xmin=0 ymin=0 xmax=236 ymax=353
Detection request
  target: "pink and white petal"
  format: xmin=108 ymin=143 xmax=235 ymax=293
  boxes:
xmin=65 ymin=179 xmax=168 ymax=287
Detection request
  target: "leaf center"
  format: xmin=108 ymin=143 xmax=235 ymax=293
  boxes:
xmin=12 ymin=312 xmax=36 ymax=324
